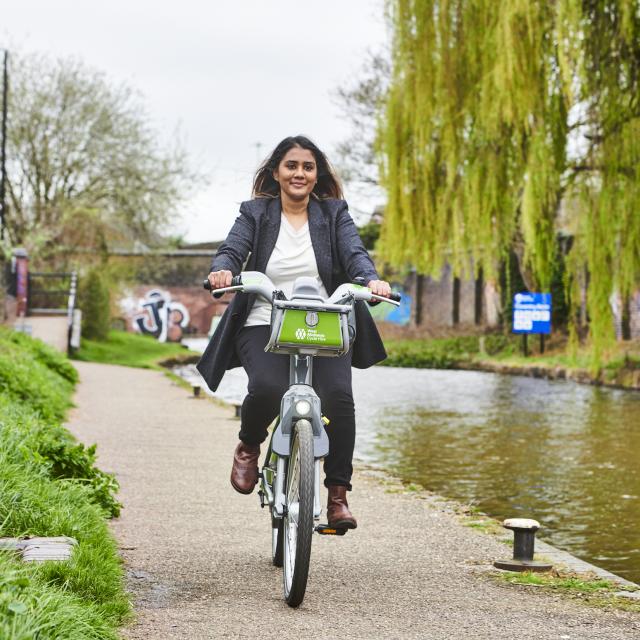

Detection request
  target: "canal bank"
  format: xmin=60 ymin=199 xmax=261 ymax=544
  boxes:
xmin=67 ymin=361 xmax=640 ymax=639
xmin=458 ymin=357 xmax=640 ymax=391
xmin=378 ymin=334 xmax=640 ymax=392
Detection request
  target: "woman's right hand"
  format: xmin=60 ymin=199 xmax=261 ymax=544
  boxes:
xmin=208 ymin=270 xmax=233 ymax=290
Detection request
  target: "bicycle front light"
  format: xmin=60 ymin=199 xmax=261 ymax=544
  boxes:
xmin=295 ymin=400 xmax=311 ymax=416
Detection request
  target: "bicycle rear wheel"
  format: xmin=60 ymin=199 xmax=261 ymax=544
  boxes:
xmin=263 ymin=433 xmax=284 ymax=568
xmin=271 ymin=516 xmax=283 ymax=567
xmin=282 ymin=420 xmax=314 ymax=607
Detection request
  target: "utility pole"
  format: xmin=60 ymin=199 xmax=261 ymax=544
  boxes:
xmin=0 ymin=49 xmax=8 ymax=241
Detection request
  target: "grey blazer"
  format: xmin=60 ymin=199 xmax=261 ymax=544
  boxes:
xmin=196 ymin=196 xmax=387 ymax=391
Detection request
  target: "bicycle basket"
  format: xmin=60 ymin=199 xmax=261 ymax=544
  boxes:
xmin=266 ymin=304 xmax=349 ymax=356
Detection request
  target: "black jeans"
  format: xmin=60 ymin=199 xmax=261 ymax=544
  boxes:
xmin=235 ymin=325 xmax=355 ymax=490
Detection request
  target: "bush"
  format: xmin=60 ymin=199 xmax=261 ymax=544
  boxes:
xmin=0 ymin=328 xmax=74 ymax=423
xmin=0 ymin=561 xmax=119 ymax=640
xmin=2 ymin=326 xmax=78 ymax=384
xmin=0 ymin=404 xmax=121 ymax=518
xmin=0 ymin=329 xmax=121 ymax=516
xmin=81 ymin=269 xmax=111 ymax=341
xmin=0 ymin=329 xmax=128 ymax=637
xmin=381 ymin=334 xmax=518 ymax=369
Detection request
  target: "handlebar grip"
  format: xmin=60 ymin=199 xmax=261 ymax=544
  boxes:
xmin=203 ymin=275 xmax=243 ymax=298
xmin=368 ymin=291 xmax=402 ymax=307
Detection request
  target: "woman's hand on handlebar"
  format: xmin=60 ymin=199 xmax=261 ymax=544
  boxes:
xmin=367 ymin=279 xmax=392 ymax=298
xmin=208 ymin=270 xmax=233 ymax=290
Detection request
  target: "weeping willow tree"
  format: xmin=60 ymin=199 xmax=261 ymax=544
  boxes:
xmin=379 ymin=0 xmax=640 ymax=364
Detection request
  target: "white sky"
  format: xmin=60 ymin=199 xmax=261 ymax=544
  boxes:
xmin=1 ymin=1 xmax=388 ymax=243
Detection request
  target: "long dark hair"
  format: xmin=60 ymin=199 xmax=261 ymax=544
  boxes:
xmin=252 ymin=135 xmax=343 ymax=200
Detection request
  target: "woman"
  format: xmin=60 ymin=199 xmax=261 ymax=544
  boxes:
xmin=196 ymin=135 xmax=391 ymax=529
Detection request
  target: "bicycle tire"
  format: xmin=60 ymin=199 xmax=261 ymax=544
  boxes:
xmin=282 ymin=420 xmax=314 ymax=607
xmin=271 ymin=516 xmax=284 ymax=567
xmin=262 ymin=420 xmax=285 ymax=567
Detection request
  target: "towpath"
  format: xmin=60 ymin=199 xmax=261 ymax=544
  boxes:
xmin=67 ymin=361 xmax=639 ymax=639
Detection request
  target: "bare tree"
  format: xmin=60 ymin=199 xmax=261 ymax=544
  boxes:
xmin=333 ymin=51 xmax=390 ymax=190
xmin=5 ymin=52 xmax=197 ymax=260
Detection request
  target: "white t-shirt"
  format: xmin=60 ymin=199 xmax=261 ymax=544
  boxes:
xmin=244 ymin=214 xmax=329 ymax=327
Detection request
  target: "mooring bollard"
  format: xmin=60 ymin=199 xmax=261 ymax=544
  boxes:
xmin=493 ymin=518 xmax=552 ymax=572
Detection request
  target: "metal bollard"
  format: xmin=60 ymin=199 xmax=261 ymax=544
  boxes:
xmin=192 ymin=385 xmax=201 ymax=398
xmin=494 ymin=518 xmax=552 ymax=572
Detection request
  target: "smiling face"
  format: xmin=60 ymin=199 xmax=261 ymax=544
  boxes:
xmin=273 ymin=146 xmax=318 ymax=202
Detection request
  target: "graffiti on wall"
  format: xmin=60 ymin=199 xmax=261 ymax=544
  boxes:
xmin=132 ymin=289 xmax=190 ymax=342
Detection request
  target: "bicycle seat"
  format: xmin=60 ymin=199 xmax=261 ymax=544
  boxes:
xmin=290 ymin=277 xmax=324 ymax=302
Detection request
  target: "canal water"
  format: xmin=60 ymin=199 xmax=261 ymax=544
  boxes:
xmin=351 ymin=367 xmax=640 ymax=585
xmin=181 ymin=342 xmax=640 ymax=584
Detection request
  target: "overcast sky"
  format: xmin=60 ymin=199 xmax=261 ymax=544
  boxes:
xmin=2 ymin=1 xmax=388 ymax=243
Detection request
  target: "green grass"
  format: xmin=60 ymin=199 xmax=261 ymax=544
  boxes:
xmin=380 ymin=333 xmax=640 ymax=388
xmin=500 ymin=571 xmax=616 ymax=592
xmin=73 ymin=330 xmax=193 ymax=369
xmin=496 ymin=570 xmax=640 ymax=612
xmin=0 ymin=327 xmax=130 ymax=638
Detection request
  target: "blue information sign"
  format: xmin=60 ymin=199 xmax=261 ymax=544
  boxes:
xmin=512 ymin=293 xmax=552 ymax=334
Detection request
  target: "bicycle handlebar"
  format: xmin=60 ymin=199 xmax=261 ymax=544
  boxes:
xmin=203 ymin=272 xmax=402 ymax=307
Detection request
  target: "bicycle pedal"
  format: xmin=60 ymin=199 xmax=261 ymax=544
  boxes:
xmin=315 ymin=524 xmax=347 ymax=536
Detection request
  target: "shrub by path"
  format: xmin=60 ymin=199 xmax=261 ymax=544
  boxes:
xmin=67 ymin=361 xmax=640 ymax=639
xmin=0 ymin=329 xmax=127 ymax=639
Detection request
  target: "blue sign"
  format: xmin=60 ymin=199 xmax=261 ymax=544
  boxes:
xmin=512 ymin=293 xmax=552 ymax=334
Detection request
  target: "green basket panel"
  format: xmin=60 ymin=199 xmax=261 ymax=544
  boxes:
xmin=277 ymin=310 xmax=344 ymax=348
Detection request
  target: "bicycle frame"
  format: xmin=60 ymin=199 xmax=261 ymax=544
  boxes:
xmin=261 ymin=353 xmax=328 ymax=521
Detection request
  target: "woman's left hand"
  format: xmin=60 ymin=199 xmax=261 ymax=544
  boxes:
xmin=367 ymin=279 xmax=392 ymax=298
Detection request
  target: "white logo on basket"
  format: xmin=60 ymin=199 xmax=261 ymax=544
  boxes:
xmin=295 ymin=328 xmax=307 ymax=340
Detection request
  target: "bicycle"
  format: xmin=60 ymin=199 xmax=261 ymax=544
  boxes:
xmin=205 ymin=271 xmax=400 ymax=607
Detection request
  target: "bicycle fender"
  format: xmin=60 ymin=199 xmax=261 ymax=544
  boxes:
xmin=273 ymin=386 xmax=330 ymax=458
xmin=272 ymin=420 xmax=329 ymax=458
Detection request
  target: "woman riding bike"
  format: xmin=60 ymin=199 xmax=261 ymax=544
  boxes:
xmin=196 ymin=135 xmax=391 ymax=529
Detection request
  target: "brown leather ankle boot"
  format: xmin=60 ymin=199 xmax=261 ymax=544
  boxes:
xmin=230 ymin=441 xmax=260 ymax=494
xmin=327 ymin=485 xmax=357 ymax=529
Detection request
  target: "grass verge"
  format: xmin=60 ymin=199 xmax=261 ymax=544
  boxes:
xmin=494 ymin=570 xmax=640 ymax=613
xmin=73 ymin=330 xmax=193 ymax=370
xmin=380 ymin=334 xmax=640 ymax=389
xmin=380 ymin=334 xmax=516 ymax=369
xmin=0 ymin=326 xmax=130 ymax=639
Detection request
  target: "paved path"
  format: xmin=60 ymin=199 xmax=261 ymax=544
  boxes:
xmin=67 ymin=362 xmax=639 ymax=640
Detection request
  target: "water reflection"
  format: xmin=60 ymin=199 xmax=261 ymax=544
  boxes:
xmin=352 ymin=368 xmax=640 ymax=583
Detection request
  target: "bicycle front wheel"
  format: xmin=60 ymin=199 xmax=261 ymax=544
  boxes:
xmin=282 ymin=420 xmax=314 ymax=607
